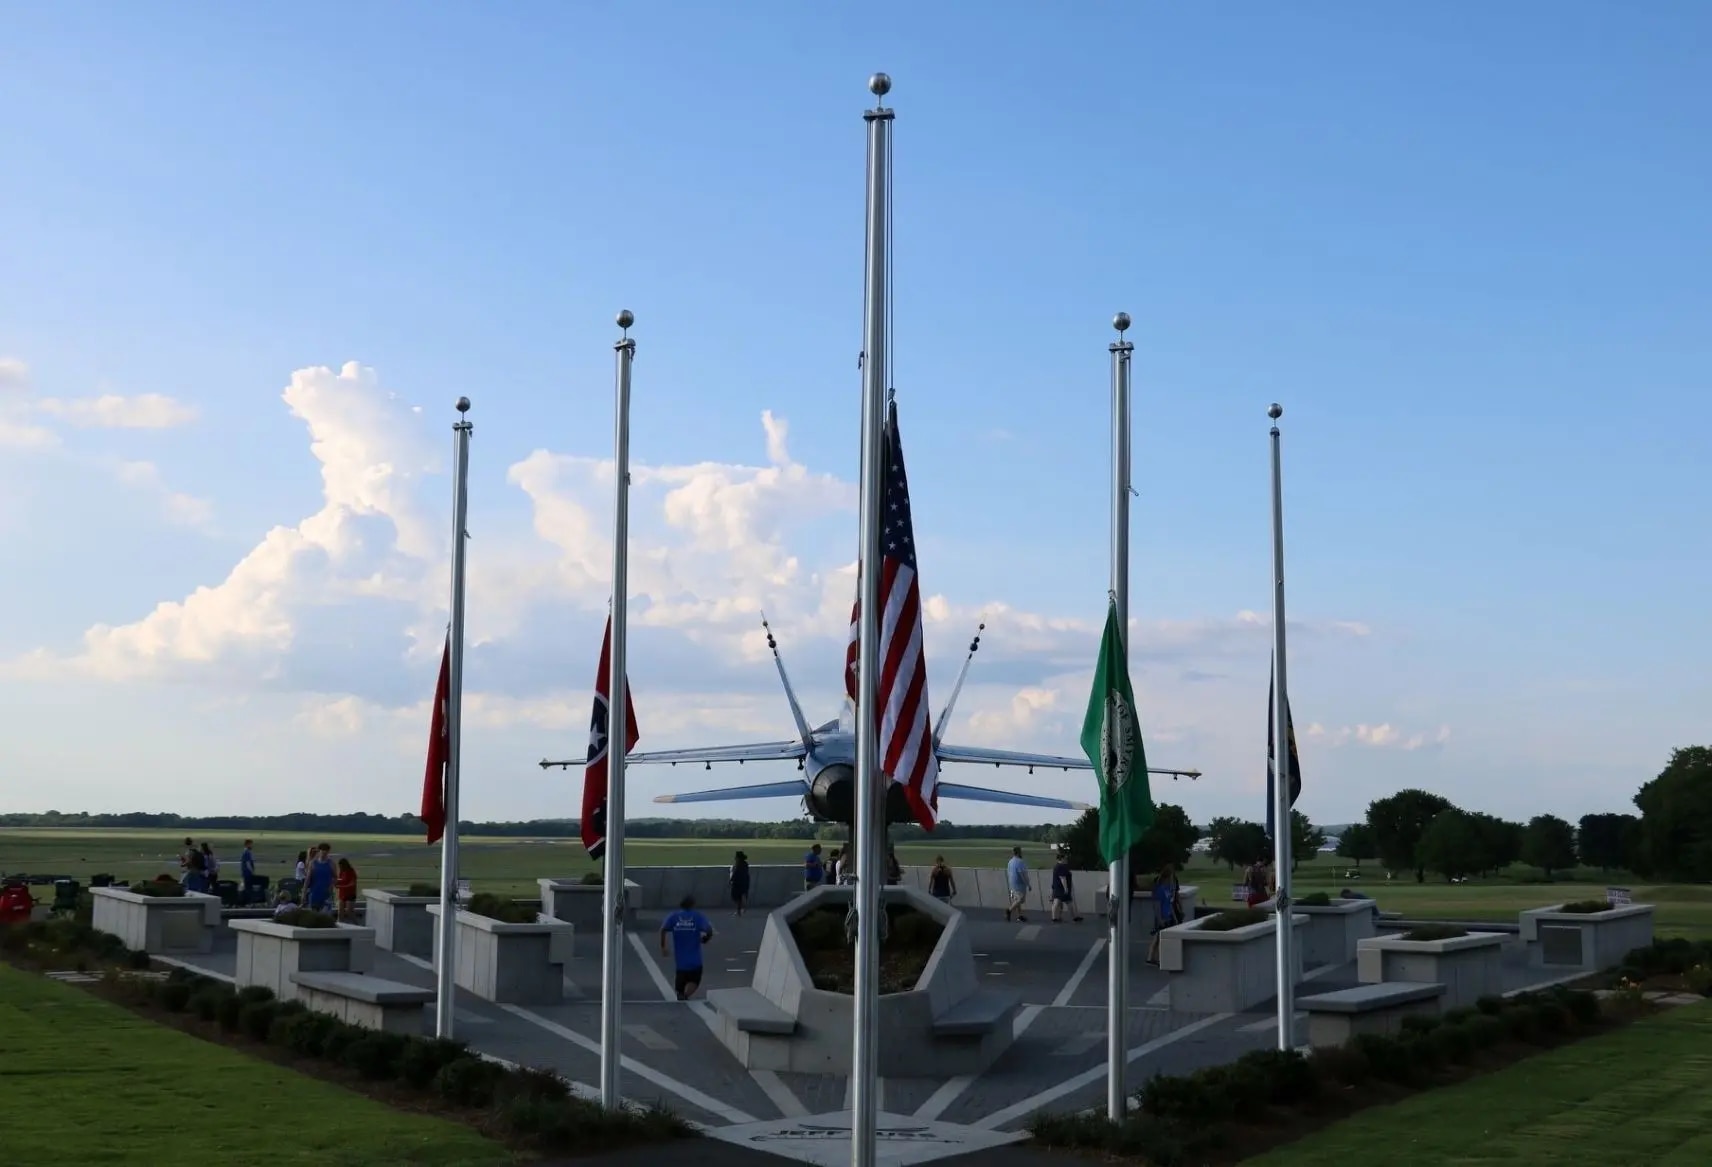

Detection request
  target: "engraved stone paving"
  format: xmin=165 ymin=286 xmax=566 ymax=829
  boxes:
xmin=165 ymin=905 xmax=1598 ymax=1164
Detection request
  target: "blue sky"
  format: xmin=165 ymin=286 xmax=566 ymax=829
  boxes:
xmin=1 ymin=1 xmax=1705 ymax=830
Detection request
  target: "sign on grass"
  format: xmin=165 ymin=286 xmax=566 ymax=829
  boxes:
xmin=1606 ymin=886 xmax=1631 ymax=907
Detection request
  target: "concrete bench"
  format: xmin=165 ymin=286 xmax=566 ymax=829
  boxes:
xmin=289 ymin=971 xmax=435 ymax=1035
xmin=931 ymin=988 xmax=1019 ymax=1038
xmin=1300 ymin=981 xmax=1445 ymax=1046
xmin=706 ymin=987 xmax=796 ymax=1035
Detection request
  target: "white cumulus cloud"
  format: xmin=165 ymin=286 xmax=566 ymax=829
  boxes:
xmin=34 ymin=392 xmax=199 ymax=429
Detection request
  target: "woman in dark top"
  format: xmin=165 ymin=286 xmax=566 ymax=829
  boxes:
xmin=1050 ymin=849 xmax=1083 ymax=923
xmin=928 ymin=856 xmax=956 ymax=902
xmin=729 ymin=851 xmax=751 ymax=915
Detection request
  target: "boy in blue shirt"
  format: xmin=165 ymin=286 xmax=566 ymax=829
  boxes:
xmin=659 ymin=895 xmax=715 ymax=1000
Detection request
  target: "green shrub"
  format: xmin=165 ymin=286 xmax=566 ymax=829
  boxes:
xmin=1138 ymin=1070 xmax=1233 ymax=1125
xmin=1198 ymin=908 xmax=1270 ymax=932
xmin=124 ymin=948 xmax=152 ymax=970
xmin=1686 ymin=965 xmax=1712 ymax=997
xmin=319 ymin=1020 xmax=363 ymax=1062
xmin=579 ymin=872 xmax=603 ymax=885
xmin=1308 ymin=1042 xmax=1369 ymax=1087
xmin=1351 ymin=1033 xmax=1420 ymax=1085
xmin=792 ymin=908 xmax=848 ymax=952
xmin=127 ymin=880 xmax=186 ymax=898
xmin=239 ymin=1000 xmax=278 ymax=1041
xmin=1558 ymin=899 xmax=1611 ymax=913
xmin=1558 ymin=988 xmax=1602 ymax=1024
xmin=235 ymin=984 xmax=274 ymax=1005
xmin=1400 ymin=924 xmax=1469 ymax=942
xmin=1530 ymin=999 xmax=1571 ymax=1036
xmin=1233 ymin=1048 xmax=1319 ymax=1106
xmin=888 ymin=911 xmax=942 ymax=949
xmin=1296 ymin=891 xmax=1332 ymax=906
xmin=190 ymin=986 xmax=226 ymax=1023
xmin=1433 ymin=1021 xmax=1479 ymax=1063
xmin=407 ymin=882 xmax=440 ymax=897
xmin=215 ymin=993 xmax=244 ymax=1033
xmin=465 ymin=893 xmax=536 ymax=925
xmin=157 ymin=981 xmax=193 ymax=1012
xmin=1501 ymin=1004 xmax=1540 ymax=1043
xmin=1442 ymin=1006 xmax=1478 ymax=1025
xmin=342 ymin=1032 xmax=408 ymax=1080
xmin=1400 ymin=1013 xmax=1442 ymax=1036
xmin=272 ymin=909 xmax=337 ymax=928
xmin=495 ymin=1064 xmax=572 ymax=1104
xmin=399 ymin=1036 xmax=471 ymax=1089
xmin=434 ymin=1056 xmax=506 ymax=1107
xmin=1465 ymin=1013 xmax=1506 ymax=1049
xmin=1475 ymin=994 xmax=1505 ymax=1015
xmin=271 ymin=1010 xmax=337 ymax=1057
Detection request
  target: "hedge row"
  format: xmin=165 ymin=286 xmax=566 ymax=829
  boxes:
xmin=1030 ymin=985 xmax=1606 ymax=1167
xmin=106 ymin=967 xmax=694 ymax=1153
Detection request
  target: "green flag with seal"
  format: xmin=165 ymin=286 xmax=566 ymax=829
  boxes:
xmin=1080 ymin=597 xmax=1154 ymax=865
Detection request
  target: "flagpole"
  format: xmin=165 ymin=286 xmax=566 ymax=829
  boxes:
xmin=1105 ymin=314 xmax=1134 ymax=1120
xmin=1268 ymin=402 xmax=1296 ymax=1050
xmin=850 ymin=72 xmax=892 ymax=1167
xmin=435 ymin=396 xmax=473 ymax=1039
xmin=600 ymin=311 xmax=636 ymax=1110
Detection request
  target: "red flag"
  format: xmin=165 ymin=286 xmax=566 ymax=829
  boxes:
xmin=421 ymin=635 xmax=451 ymax=844
xmin=581 ymin=615 xmax=639 ymax=860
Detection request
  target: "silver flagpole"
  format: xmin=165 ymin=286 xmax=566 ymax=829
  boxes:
xmin=601 ymin=311 xmax=637 ymax=1109
xmin=435 ymin=396 xmax=473 ymax=1039
xmin=1268 ymin=402 xmax=1296 ymax=1050
xmin=1105 ymin=315 xmax=1133 ymax=1119
xmin=851 ymin=72 xmax=892 ymax=1167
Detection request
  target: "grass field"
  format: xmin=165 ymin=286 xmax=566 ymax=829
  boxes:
xmin=1244 ymin=1001 xmax=1712 ymax=1165
xmin=5 ymin=827 xmax=1708 ymax=938
xmin=0 ymin=962 xmax=511 ymax=1166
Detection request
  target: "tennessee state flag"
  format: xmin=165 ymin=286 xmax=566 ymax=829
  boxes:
xmin=421 ymin=634 xmax=451 ymax=844
xmin=581 ymin=615 xmax=639 ymax=860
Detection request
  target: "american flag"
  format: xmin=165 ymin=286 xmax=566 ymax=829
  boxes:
xmin=844 ymin=400 xmax=939 ymax=830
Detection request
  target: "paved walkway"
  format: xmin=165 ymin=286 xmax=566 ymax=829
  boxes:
xmin=168 ymin=908 xmax=1585 ymax=1165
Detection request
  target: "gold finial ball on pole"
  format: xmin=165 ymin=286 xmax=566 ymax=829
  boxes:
xmin=455 ymin=397 xmax=471 ymax=414
xmin=616 ymin=310 xmax=634 ymax=330
xmin=1113 ymin=312 xmax=1132 ymax=334
xmin=1268 ymin=403 xmax=1283 ymax=420
xmin=869 ymin=73 xmax=892 ymax=97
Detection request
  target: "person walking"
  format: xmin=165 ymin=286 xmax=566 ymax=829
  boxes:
xmin=928 ymin=856 xmax=956 ymax=903
xmin=728 ymin=851 xmax=751 ymax=916
xmin=1049 ymin=847 xmax=1082 ymax=923
xmin=1146 ymin=863 xmax=1182 ymax=965
xmin=659 ymin=895 xmax=715 ymax=1000
xmin=305 ymin=844 xmax=335 ymax=913
xmin=239 ymin=840 xmax=258 ymax=905
xmin=1004 ymin=846 xmax=1032 ymax=923
xmin=803 ymin=843 xmax=825 ymax=890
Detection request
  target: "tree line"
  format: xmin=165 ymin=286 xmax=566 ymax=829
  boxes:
xmin=0 ymin=809 xmax=1065 ymax=844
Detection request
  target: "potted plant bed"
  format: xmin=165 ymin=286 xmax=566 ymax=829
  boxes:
xmin=364 ymin=884 xmax=440 ymax=958
xmin=1519 ymin=899 xmax=1655 ymax=971
xmin=1356 ymin=924 xmax=1504 ymax=1009
xmin=537 ymin=874 xmax=642 ymax=932
xmin=1290 ymin=891 xmax=1380 ymax=968
xmin=426 ymin=893 xmax=575 ymax=1005
xmin=1157 ymin=907 xmax=1306 ymax=1013
xmin=90 ymin=879 xmax=223 ymax=955
xmin=229 ymin=909 xmax=377 ymax=1001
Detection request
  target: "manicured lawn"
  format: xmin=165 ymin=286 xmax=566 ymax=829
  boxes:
xmin=1245 ymin=1002 xmax=1712 ymax=1165
xmin=0 ymin=963 xmax=512 ymax=1166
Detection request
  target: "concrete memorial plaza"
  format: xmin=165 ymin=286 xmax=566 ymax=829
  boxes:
xmin=160 ymin=896 xmax=1591 ymax=1167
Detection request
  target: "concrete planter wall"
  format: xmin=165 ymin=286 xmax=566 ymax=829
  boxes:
xmin=1293 ymin=898 xmax=1380 ymax=968
xmin=711 ymin=884 xmax=1017 ymax=1076
xmin=90 ymin=887 xmax=223 ymax=955
xmin=1157 ymin=911 xmax=1305 ymax=1013
xmin=1519 ymin=903 xmax=1654 ymax=971
xmin=1356 ymin=931 xmax=1505 ymax=1009
xmin=537 ymin=878 xmax=642 ymax=932
xmin=426 ymin=905 xmax=575 ymax=1005
xmin=229 ymin=919 xmax=377 ymax=1001
xmin=364 ymin=890 xmax=436 ymax=958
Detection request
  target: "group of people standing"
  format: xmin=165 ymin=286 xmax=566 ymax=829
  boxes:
xmin=285 ymin=843 xmax=360 ymax=921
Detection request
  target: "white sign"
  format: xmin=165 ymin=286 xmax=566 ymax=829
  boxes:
xmin=456 ymin=878 xmax=472 ymax=902
xmin=1606 ymin=886 xmax=1631 ymax=907
xmin=1231 ymin=884 xmax=1250 ymax=902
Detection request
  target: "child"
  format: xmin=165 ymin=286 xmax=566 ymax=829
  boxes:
xmin=335 ymin=857 xmax=359 ymax=922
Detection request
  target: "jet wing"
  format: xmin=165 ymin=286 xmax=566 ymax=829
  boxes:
xmin=937 ymin=782 xmax=1091 ymax=812
xmin=936 ymin=742 xmax=1201 ymax=779
xmin=652 ymin=778 xmax=813 ymax=805
xmin=540 ymin=740 xmax=808 ymax=769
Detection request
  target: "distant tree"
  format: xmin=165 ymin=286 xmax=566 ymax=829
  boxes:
xmin=1417 ymin=809 xmax=1488 ymax=882
xmin=1367 ymin=789 xmax=1455 ymax=882
xmin=1520 ymin=814 xmax=1578 ymax=879
xmin=1205 ymin=816 xmax=1244 ymax=870
xmin=1062 ymin=809 xmax=1102 ymax=871
xmin=1467 ymin=812 xmax=1523 ymax=875
xmin=1289 ymin=811 xmax=1326 ymax=872
xmin=1577 ymin=812 xmax=1640 ymax=871
xmin=1335 ymin=823 xmax=1377 ymax=868
xmin=1211 ymin=819 xmax=1269 ymax=870
xmin=1130 ymin=804 xmax=1201 ymax=876
xmin=1632 ymin=746 xmax=1712 ymax=882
